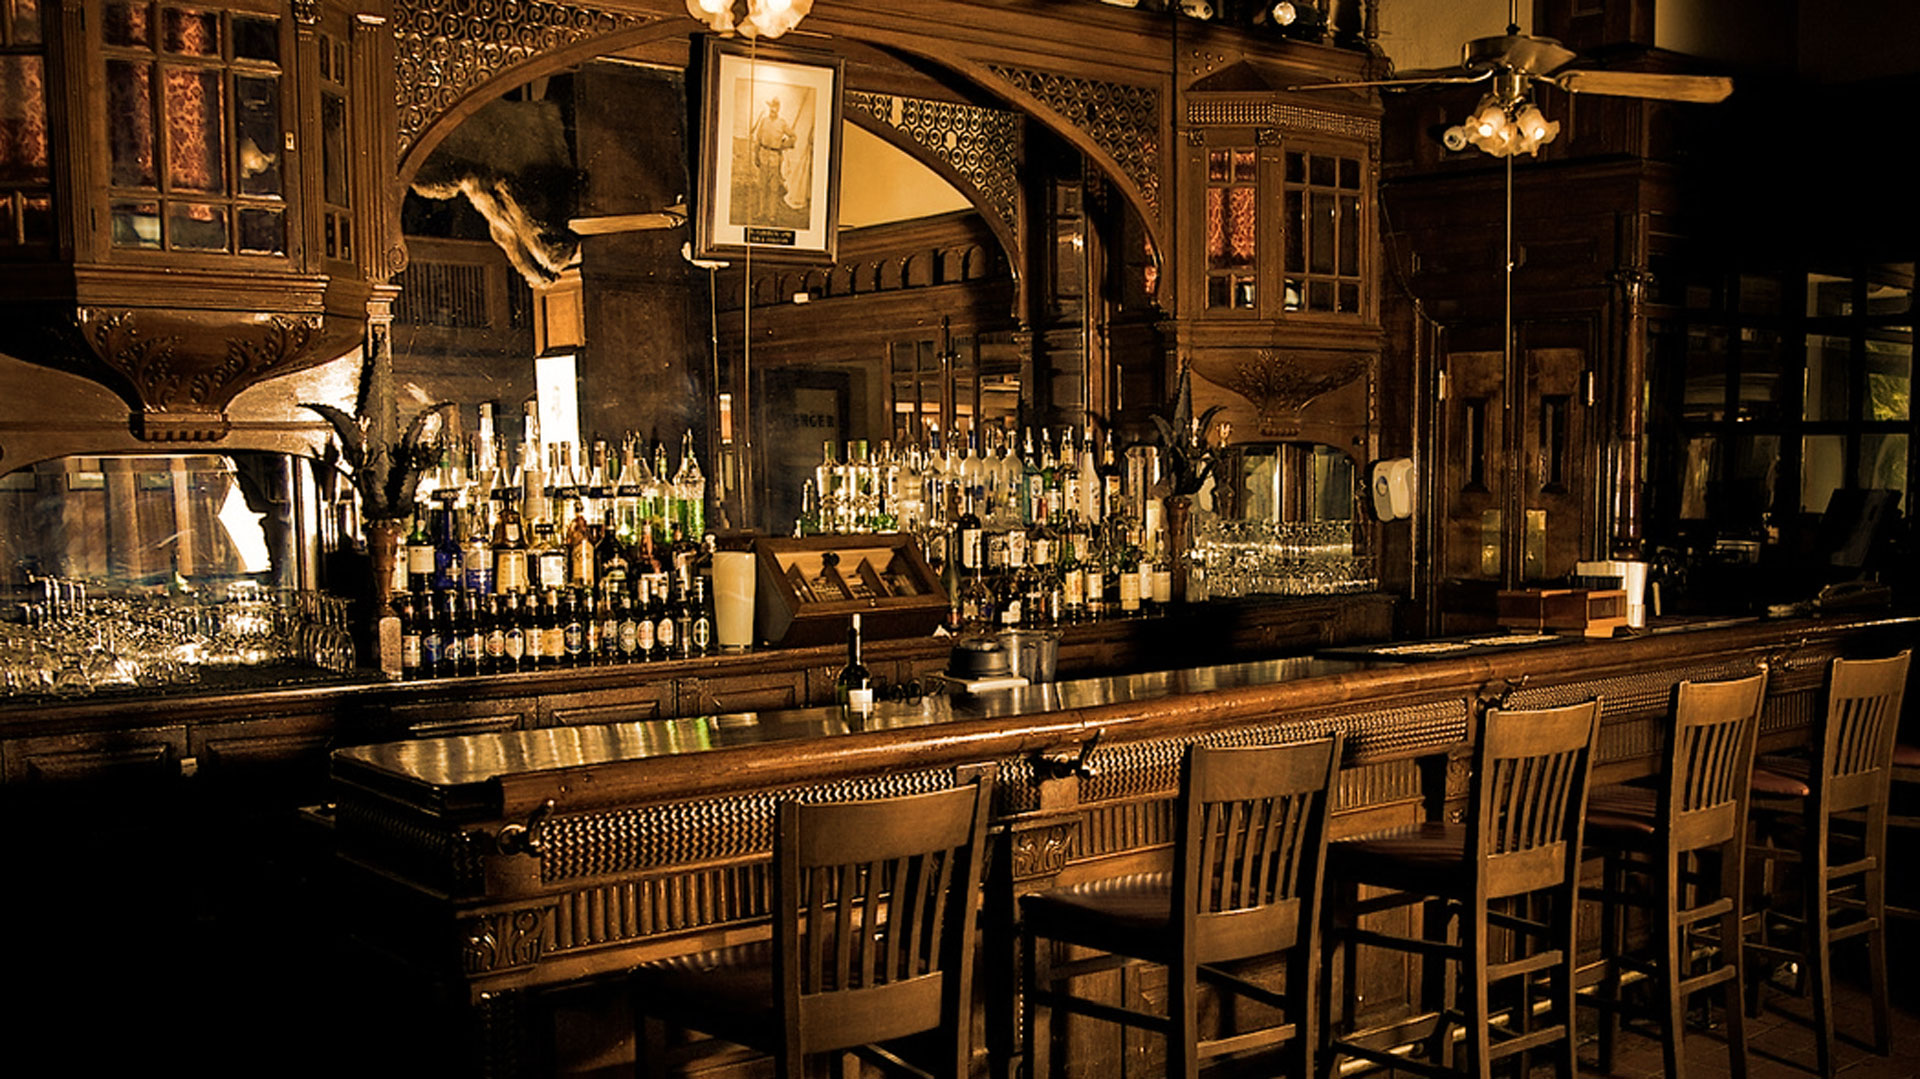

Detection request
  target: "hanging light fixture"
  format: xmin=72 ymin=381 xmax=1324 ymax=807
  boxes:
xmin=685 ymin=0 xmax=812 ymax=39
xmin=1442 ymin=73 xmax=1560 ymax=158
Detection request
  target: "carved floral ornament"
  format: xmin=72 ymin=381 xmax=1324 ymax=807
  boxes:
xmin=60 ymin=308 xmax=331 ymax=442
xmin=1191 ymin=347 xmax=1370 ymax=438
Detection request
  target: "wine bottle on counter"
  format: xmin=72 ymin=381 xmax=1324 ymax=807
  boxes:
xmin=834 ymin=613 xmax=873 ymax=719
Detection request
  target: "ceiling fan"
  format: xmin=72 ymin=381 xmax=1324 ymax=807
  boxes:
xmin=1289 ymin=1 xmax=1732 ymax=157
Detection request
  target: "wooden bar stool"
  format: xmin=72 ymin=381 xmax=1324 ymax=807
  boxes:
xmin=1746 ymin=649 xmax=1911 ymax=1079
xmin=1020 ymin=734 xmax=1343 ymax=1079
xmin=631 ymin=777 xmax=993 ymax=1079
xmin=1580 ymin=671 xmax=1767 ymax=1079
xmin=1324 ymin=698 xmax=1601 ymax=1079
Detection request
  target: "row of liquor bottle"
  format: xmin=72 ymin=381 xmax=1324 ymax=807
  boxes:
xmin=943 ymin=492 xmax=1177 ymax=631
xmin=393 ymin=573 xmax=715 ymax=679
xmin=797 ymin=423 xmax=1166 ymax=544
xmin=397 ymin=402 xmax=710 ymax=600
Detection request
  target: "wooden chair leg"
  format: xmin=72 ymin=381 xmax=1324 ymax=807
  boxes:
xmin=1552 ymin=889 xmax=1580 ymax=1079
xmin=1021 ymin=927 xmax=1052 ymax=1079
xmin=1808 ymin=837 xmax=1836 ymax=1079
xmin=1170 ymin=958 xmax=1199 ymax=1079
xmin=1596 ymin=854 xmax=1626 ymax=1074
xmin=1659 ymin=853 xmax=1688 ymax=1079
xmin=1864 ymin=855 xmax=1892 ymax=1056
xmin=1464 ymin=903 xmax=1493 ymax=1079
xmin=1720 ymin=881 xmax=1751 ymax=1079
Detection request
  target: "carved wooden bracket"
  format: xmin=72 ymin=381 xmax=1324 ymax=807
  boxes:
xmin=1192 ymin=347 xmax=1370 ymax=437
xmin=70 ymin=308 xmax=335 ymax=442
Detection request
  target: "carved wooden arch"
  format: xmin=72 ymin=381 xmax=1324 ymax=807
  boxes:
xmin=388 ymin=4 xmax=1169 ymax=307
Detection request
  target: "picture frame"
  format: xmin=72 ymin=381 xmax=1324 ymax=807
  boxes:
xmin=694 ymin=36 xmax=845 ymax=265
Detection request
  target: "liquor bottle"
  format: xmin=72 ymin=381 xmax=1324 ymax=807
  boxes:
xmin=1021 ymin=428 xmax=1043 ymax=525
xmin=419 ymin=586 xmax=445 ymax=677
xmin=460 ymin=590 xmax=484 ymax=676
xmin=688 ymin=576 xmax=714 ymax=656
xmin=595 ymin=507 xmax=629 ymax=592
xmin=1058 ymin=509 xmax=1087 ymax=623
xmin=653 ymin=575 xmax=679 ymax=660
xmin=614 ymin=439 xmax=644 ymax=554
xmin=492 ymin=491 xmax=529 ymax=595
xmin=531 ymin=518 xmax=567 ymax=593
xmin=560 ymin=588 xmax=586 ymax=666
xmin=483 ymin=593 xmax=507 ymax=673
xmin=405 ymin=505 xmax=435 ymax=595
xmin=834 ymin=613 xmax=874 ymax=719
xmin=650 ymin=440 xmax=674 ymax=550
xmin=461 ymin=503 xmax=493 ymax=596
xmin=634 ymin=576 xmax=659 ymax=660
xmin=439 ymin=590 xmax=465 ymax=676
xmin=956 ymin=488 xmax=984 ymax=577
xmin=524 ymin=588 xmax=549 ymax=669
xmin=797 ymin=477 xmax=822 ymax=537
xmin=582 ymin=439 xmax=610 ymax=527
xmin=396 ymin=592 xmax=422 ymax=680
xmin=520 ymin=402 xmax=549 ymax=528
xmin=1079 ymin=424 xmax=1103 ymax=524
xmin=541 ymin=588 xmax=566 ymax=669
xmin=501 ymin=591 xmax=527 ymax=673
xmin=596 ymin=584 xmax=620 ymax=665
xmin=616 ymin=586 xmax=641 ymax=662
xmin=676 ymin=429 xmax=706 ymax=540
xmin=430 ymin=493 xmax=463 ymax=593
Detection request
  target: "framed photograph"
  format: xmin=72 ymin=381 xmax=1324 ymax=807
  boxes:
xmin=694 ymin=36 xmax=844 ymax=264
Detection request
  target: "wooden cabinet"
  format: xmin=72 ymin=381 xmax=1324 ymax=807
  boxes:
xmin=0 ymin=0 xmax=391 ymax=446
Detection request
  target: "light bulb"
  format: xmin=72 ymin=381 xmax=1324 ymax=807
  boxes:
xmin=1515 ymin=104 xmax=1549 ymax=143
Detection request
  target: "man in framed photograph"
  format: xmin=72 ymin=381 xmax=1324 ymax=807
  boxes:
xmin=748 ymin=95 xmax=797 ymax=222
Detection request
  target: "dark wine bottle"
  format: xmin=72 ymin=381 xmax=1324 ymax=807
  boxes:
xmin=834 ymin=613 xmax=873 ymax=718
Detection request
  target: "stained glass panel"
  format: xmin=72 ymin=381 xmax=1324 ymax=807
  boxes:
xmin=0 ymin=55 xmax=48 ymax=184
xmin=163 ymin=65 xmax=225 ymax=193
xmin=107 ymin=59 xmax=157 ymax=188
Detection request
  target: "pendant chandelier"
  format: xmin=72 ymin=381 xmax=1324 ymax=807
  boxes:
xmin=685 ymin=0 xmax=813 ymax=39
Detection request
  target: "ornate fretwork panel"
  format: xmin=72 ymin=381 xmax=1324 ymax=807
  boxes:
xmin=986 ymin=66 xmax=1160 ymax=220
xmin=391 ymin=0 xmax=659 ymax=156
xmin=1185 ymin=99 xmax=1378 ymax=143
xmin=844 ymin=90 xmax=1022 ymax=244
xmin=536 ymin=766 xmax=956 ymax=883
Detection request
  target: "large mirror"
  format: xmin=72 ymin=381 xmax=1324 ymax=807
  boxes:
xmin=392 ymin=41 xmax=1051 ymax=541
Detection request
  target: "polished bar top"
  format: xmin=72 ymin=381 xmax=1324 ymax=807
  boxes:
xmin=331 ymin=652 xmax=1374 ymax=790
xmin=324 ymin=609 xmax=1916 ymax=817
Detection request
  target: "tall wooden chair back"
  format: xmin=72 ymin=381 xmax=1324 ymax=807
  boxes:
xmin=1664 ymin=672 xmax=1768 ymax=854
xmin=1812 ymin=651 xmax=1911 ymax=820
xmin=1180 ymin=734 xmax=1343 ymax=967
xmin=776 ymin=778 xmax=992 ymax=1068
xmin=1471 ymin=698 xmax=1603 ymax=902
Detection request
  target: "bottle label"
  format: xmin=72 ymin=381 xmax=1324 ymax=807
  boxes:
xmin=637 ymin=619 xmax=656 ymax=654
xmin=657 ymin=618 xmax=676 ymax=651
xmin=1120 ymin=572 xmax=1142 ymax=612
xmin=422 ymin=631 xmax=443 ymax=668
xmin=525 ymin=625 xmax=544 ymax=660
xmin=543 ymin=625 xmax=565 ymax=659
xmin=961 ymin=528 xmax=983 ymax=570
xmin=487 ymin=628 xmax=506 ymax=658
xmin=564 ymin=622 xmax=585 ymax=655
xmin=495 ymin=551 xmax=528 ymax=592
xmin=401 ymin=634 xmax=421 ymax=670
xmin=506 ymin=627 xmax=525 ymax=660
xmin=847 ymin=687 xmax=874 ymax=714
xmin=443 ymin=633 xmax=463 ymax=664
xmin=1064 ymin=570 xmax=1086 ymax=607
xmin=619 ymin=619 xmax=640 ymax=655
xmin=466 ymin=630 xmax=484 ymax=660
xmin=692 ymin=616 xmax=712 ymax=652
xmin=408 ymin=544 xmax=436 ymax=576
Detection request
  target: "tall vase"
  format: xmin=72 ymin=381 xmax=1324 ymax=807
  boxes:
xmin=1165 ymin=494 xmax=1193 ymax=604
xmin=365 ymin=519 xmax=405 ymax=678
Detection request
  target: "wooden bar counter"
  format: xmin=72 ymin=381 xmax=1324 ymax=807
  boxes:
xmin=320 ymin=611 xmax=1916 ymax=1078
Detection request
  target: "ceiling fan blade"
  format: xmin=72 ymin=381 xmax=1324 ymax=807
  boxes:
xmin=1465 ymin=33 xmax=1578 ymax=77
xmin=1289 ymin=69 xmax=1492 ymax=93
xmin=567 ymin=204 xmax=688 ymax=236
xmin=1551 ymin=70 xmax=1733 ymax=103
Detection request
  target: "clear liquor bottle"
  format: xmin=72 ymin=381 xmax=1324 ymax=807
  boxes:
xmin=834 ymin=613 xmax=874 ymax=719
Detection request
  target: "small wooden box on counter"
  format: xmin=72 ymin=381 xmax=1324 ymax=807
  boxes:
xmin=753 ymin=533 xmax=948 ymax=647
xmin=1496 ymin=588 xmax=1628 ymax=637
